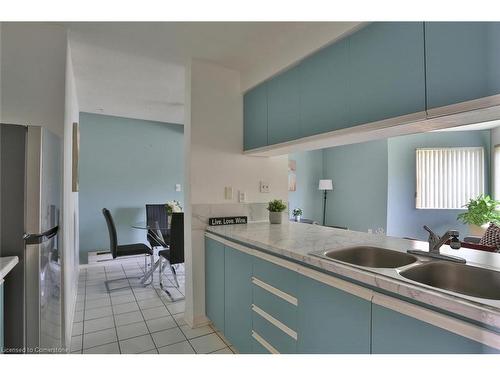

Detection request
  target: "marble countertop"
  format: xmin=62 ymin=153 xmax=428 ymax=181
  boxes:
xmin=0 ymin=256 xmax=19 ymax=282
xmin=206 ymin=221 xmax=500 ymax=330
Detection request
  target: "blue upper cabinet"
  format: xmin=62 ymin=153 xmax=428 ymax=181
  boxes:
xmin=299 ymin=39 xmax=351 ymax=137
xmin=267 ymin=66 xmax=301 ymax=145
xmin=297 ymin=274 xmax=371 ymax=353
xmin=224 ymin=246 xmax=253 ymax=353
xmin=425 ymin=22 xmax=500 ymax=110
xmin=204 ymin=238 xmax=225 ymax=333
xmin=349 ymin=22 xmax=426 ymax=126
xmin=243 ymin=83 xmax=268 ymax=150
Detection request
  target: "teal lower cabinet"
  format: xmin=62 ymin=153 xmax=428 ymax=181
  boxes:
xmin=297 ymin=272 xmax=372 ymax=353
xmin=206 ymin=234 xmax=500 ymax=354
xmin=205 ymin=237 xmax=225 ymax=333
xmin=0 ymin=281 xmax=3 ymax=353
xmin=224 ymin=246 xmax=253 ymax=353
xmin=371 ymin=295 xmax=500 ymax=354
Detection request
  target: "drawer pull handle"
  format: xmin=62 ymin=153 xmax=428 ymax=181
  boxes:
xmin=252 ymin=277 xmax=298 ymax=306
xmin=252 ymin=330 xmax=279 ymax=354
xmin=252 ymin=304 xmax=298 ymax=340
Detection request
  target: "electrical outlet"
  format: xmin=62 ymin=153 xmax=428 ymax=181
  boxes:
xmin=224 ymin=186 xmax=233 ymax=200
xmin=175 ymin=184 xmax=182 ymax=192
xmin=260 ymin=181 xmax=270 ymax=193
xmin=238 ymin=191 xmax=246 ymax=203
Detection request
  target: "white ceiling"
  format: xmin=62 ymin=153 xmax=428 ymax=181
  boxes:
xmin=67 ymin=22 xmax=362 ymax=124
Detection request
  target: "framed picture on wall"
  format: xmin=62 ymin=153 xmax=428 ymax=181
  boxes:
xmin=288 ymin=159 xmax=296 ymax=192
xmin=72 ymin=122 xmax=80 ymax=192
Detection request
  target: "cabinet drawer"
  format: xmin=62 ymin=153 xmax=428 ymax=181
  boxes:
xmin=252 ymin=306 xmax=297 ymax=354
xmin=253 ymin=257 xmax=297 ymax=297
xmin=252 ymin=277 xmax=297 ymax=330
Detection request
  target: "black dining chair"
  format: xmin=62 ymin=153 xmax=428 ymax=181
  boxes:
xmin=145 ymin=204 xmax=169 ymax=249
xmin=102 ymin=208 xmax=154 ymax=292
xmin=158 ymin=212 xmax=184 ymax=301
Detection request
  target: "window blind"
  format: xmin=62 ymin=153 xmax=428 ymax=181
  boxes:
xmin=416 ymin=147 xmax=484 ymax=209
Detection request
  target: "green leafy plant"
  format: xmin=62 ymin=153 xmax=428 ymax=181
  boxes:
xmin=292 ymin=208 xmax=303 ymax=217
xmin=165 ymin=200 xmax=182 ymax=214
xmin=457 ymin=194 xmax=500 ymax=226
xmin=267 ymin=199 xmax=287 ymax=213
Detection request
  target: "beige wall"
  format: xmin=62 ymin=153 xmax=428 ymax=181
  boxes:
xmin=62 ymin=39 xmax=80 ymax=348
xmin=184 ymin=59 xmax=288 ymax=326
xmin=0 ymin=23 xmax=66 ymax=135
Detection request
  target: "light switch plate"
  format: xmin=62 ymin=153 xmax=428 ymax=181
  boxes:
xmin=224 ymin=186 xmax=233 ymax=200
xmin=260 ymin=181 xmax=270 ymax=193
xmin=175 ymin=184 xmax=182 ymax=192
xmin=238 ymin=191 xmax=246 ymax=203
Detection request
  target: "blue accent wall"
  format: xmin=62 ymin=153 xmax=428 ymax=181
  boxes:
xmin=289 ymin=130 xmax=491 ymax=240
xmin=323 ymin=140 xmax=388 ymax=232
xmin=387 ymin=130 xmax=491 ymax=240
xmin=78 ymin=112 xmax=184 ymax=263
xmin=288 ymin=150 xmax=324 ymax=223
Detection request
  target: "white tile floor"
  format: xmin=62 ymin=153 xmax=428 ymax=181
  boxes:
xmin=71 ymin=257 xmax=235 ymax=354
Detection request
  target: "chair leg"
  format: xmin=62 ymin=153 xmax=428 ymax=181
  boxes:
xmin=170 ymin=265 xmax=180 ymax=288
xmin=158 ymin=257 xmax=184 ymax=302
xmin=159 ymin=256 xmax=163 ymax=288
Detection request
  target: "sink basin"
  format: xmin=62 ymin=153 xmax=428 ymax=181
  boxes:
xmin=400 ymin=262 xmax=500 ymax=300
xmin=323 ymin=246 xmax=418 ymax=268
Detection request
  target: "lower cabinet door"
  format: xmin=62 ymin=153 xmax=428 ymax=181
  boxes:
xmin=205 ymin=238 xmax=225 ymax=333
xmin=224 ymin=246 xmax=253 ymax=353
xmin=0 ymin=282 xmax=3 ymax=353
xmin=297 ymin=274 xmax=371 ymax=353
xmin=372 ymin=303 xmax=500 ymax=354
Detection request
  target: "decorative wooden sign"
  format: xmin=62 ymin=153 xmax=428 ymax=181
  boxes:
xmin=209 ymin=216 xmax=248 ymax=226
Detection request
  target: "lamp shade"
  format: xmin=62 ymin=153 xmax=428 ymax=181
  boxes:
xmin=318 ymin=179 xmax=333 ymax=191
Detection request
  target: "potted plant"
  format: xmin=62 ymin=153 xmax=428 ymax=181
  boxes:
xmin=165 ymin=200 xmax=183 ymax=216
xmin=457 ymin=194 xmax=500 ymax=236
xmin=292 ymin=208 xmax=303 ymax=222
xmin=267 ymin=199 xmax=287 ymax=224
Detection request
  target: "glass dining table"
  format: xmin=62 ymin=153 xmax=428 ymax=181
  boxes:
xmin=131 ymin=221 xmax=170 ymax=284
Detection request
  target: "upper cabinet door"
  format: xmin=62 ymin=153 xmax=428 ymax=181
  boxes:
xmin=425 ymin=22 xmax=500 ymax=110
xmin=243 ymin=83 xmax=268 ymax=150
xmin=349 ymin=22 xmax=426 ymax=126
xmin=299 ymin=39 xmax=351 ymax=137
xmin=267 ymin=66 xmax=301 ymax=145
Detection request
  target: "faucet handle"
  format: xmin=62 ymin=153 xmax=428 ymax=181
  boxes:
xmin=423 ymin=225 xmax=434 ymax=235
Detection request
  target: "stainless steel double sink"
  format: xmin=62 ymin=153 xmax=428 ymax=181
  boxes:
xmin=313 ymin=246 xmax=500 ymax=300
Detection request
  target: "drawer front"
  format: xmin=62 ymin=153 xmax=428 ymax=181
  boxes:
xmin=252 ymin=278 xmax=297 ymax=330
xmin=253 ymin=257 xmax=298 ymax=297
xmin=252 ymin=307 xmax=297 ymax=354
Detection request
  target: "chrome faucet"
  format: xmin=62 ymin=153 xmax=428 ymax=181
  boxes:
xmin=424 ymin=225 xmax=461 ymax=253
xmin=407 ymin=226 xmax=466 ymax=263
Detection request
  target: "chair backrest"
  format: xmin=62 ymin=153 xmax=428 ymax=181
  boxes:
xmin=146 ymin=204 xmax=169 ymax=237
xmin=146 ymin=204 xmax=169 ymax=248
xmin=169 ymin=212 xmax=184 ymax=265
xmin=102 ymin=208 xmax=118 ymax=258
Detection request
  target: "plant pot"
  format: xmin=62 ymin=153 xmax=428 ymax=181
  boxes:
xmin=269 ymin=211 xmax=282 ymax=224
xmin=468 ymin=223 xmax=489 ymax=236
xmin=294 ymin=215 xmax=301 ymax=222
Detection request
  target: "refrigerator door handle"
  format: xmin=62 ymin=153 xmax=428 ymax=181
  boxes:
xmin=23 ymin=225 xmax=59 ymax=245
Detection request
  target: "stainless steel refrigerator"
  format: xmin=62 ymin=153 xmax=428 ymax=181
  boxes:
xmin=0 ymin=124 xmax=62 ymax=353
